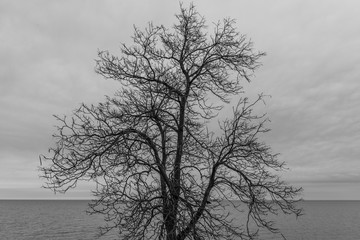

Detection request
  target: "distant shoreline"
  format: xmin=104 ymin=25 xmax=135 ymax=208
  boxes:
xmin=1 ymin=199 xmax=360 ymax=201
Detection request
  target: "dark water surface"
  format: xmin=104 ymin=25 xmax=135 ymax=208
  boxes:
xmin=0 ymin=200 xmax=359 ymax=239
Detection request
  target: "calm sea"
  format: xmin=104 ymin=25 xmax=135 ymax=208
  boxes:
xmin=0 ymin=200 xmax=359 ymax=240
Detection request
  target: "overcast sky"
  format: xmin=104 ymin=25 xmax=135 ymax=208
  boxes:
xmin=1 ymin=0 xmax=359 ymax=200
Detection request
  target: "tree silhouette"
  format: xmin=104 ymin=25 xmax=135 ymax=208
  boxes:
xmin=40 ymin=4 xmax=302 ymax=240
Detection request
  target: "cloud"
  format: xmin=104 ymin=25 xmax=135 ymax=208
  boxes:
xmin=1 ymin=0 xmax=360 ymax=199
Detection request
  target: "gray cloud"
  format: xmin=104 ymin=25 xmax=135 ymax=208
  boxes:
xmin=1 ymin=0 xmax=360 ymax=199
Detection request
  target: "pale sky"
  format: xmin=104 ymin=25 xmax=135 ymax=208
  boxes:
xmin=1 ymin=0 xmax=359 ymax=200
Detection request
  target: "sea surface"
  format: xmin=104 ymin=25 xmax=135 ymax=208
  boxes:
xmin=0 ymin=200 xmax=359 ymax=240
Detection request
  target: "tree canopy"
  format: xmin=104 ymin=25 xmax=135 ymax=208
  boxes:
xmin=40 ymin=4 xmax=302 ymax=240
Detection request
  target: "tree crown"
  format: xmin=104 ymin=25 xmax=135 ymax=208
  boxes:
xmin=40 ymin=4 xmax=301 ymax=240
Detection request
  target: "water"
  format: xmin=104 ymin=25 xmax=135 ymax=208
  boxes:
xmin=0 ymin=200 xmax=359 ymax=239
xmin=0 ymin=200 xmax=117 ymax=240
xmin=256 ymin=201 xmax=360 ymax=239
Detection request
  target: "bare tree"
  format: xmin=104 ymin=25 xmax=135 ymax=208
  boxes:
xmin=40 ymin=4 xmax=302 ymax=240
